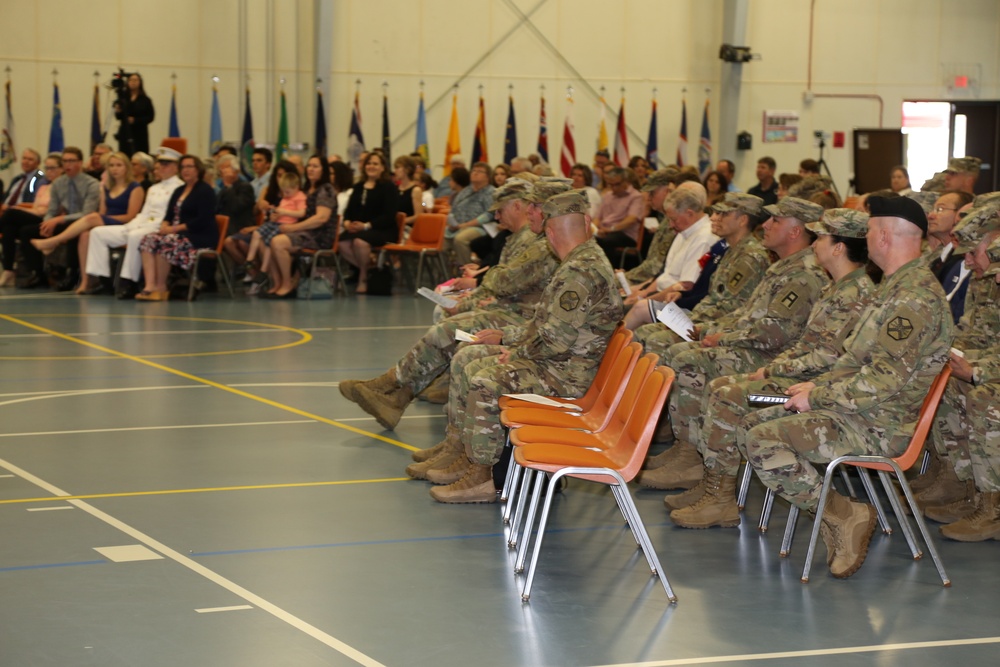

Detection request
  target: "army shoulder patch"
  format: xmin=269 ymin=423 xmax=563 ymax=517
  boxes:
xmin=559 ymin=291 xmax=581 ymax=311
xmin=781 ymin=291 xmax=799 ymax=309
xmin=886 ymin=316 xmax=913 ymax=341
xmin=728 ymin=272 xmax=744 ymax=288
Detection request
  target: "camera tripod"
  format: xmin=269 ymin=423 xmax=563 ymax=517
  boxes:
xmin=815 ymin=136 xmax=842 ymax=200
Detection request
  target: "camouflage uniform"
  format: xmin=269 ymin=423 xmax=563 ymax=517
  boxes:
xmin=664 ymin=246 xmax=829 ymax=447
xmin=929 ymin=201 xmax=1000 ymax=479
xmin=966 ymin=350 xmax=1000 ymax=492
xmin=625 ymin=223 xmax=676 ymax=284
xmin=737 ymin=258 xmax=953 ymax=511
xmin=450 ymin=223 xmax=544 ymax=315
xmin=699 ymin=267 xmax=874 ymax=474
xmin=455 ymin=235 xmax=623 ymax=465
xmin=637 ymin=233 xmax=772 ymax=353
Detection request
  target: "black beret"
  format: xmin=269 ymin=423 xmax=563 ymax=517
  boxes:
xmin=867 ymin=195 xmax=928 ymax=236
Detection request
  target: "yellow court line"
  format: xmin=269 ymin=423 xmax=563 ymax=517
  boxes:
xmin=0 ymin=314 xmax=419 ymax=452
xmin=0 ymin=313 xmax=312 ymax=360
xmin=0 ymin=477 xmax=411 ymax=505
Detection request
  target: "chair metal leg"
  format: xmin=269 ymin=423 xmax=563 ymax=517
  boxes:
xmin=779 ymin=505 xmax=799 ymax=557
xmin=737 ymin=460 xmax=752 ymax=509
xmin=800 ymin=463 xmax=838 ymax=583
xmin=502 ymin=463 xmax=523 ymax=525
xmin=499 ymin=430 xmax=515 ymax=503
xmin=877 ymin=470 xmax=922 ymax=559
xmin=759 ymin=488 xmax=775 ymax=532
xmin=858 ymin=468 xmax=892 ymax=535
xmin=514 ymin=470 xmax=546 ymax=572
xmin=508 ymin=467 xmax=536 ymax=549
xmin=218 ymin=254 xmax=235 ymax=299
xmin=919 ymin=449 xmax=931 ymax=475
xmin=838 ymin=467 xmax=857 ymax=498
xmin=892 ymin=467 xmax=950 ymax=586
xmin=187 ymin=256 xmax=201 ymax=301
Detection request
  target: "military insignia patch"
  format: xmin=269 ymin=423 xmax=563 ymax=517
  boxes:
xmin=781 ymin=291 xmax=799 ymax=309
xmin=559 ymin=291 xmax=580 ymax=311
xmin=728 ymin=272 xmax=744 ymax=288
xmin=887 ymin=316 xmax=913 ymax=341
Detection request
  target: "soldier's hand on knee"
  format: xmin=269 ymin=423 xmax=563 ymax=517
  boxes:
xmin=473 ymin=329 xmax=504 ymax=346
xmin=701 ymin=332 xmax=722 ymax=348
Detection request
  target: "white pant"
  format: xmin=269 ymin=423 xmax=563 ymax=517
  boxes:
xmin=87 ymin=220 xmax=159 ymax=281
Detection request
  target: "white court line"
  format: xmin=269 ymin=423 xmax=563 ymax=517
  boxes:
xmin=228 ymin=382 xmax=341 ymax=388
xmin=27 ymin=506 xmax=74 ymax=512
xmin=0 ymin=474 xmax=14 ymax=478
xmin=0 ymin=420 xmax=317 ymax=439
xmin=0 ymin=385 xmax=204 ymax=399
xmin=592 ymin=636 xmax=1000 ymax=666
xmin=0 ymin=456 xmax=387 ymax=667
xmin=196 ymin=605 xmax=254 ymax=614
xmin=335 ymin=325 xmax=429 ymax=331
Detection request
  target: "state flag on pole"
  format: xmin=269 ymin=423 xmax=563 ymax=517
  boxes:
xmin=90 ymin=83 xmax=102 ymax=152
xmin=414 ymin=92 xmax=429 ymax=164
xmin=698 ymin=98 xmax=712 ymax=178
xmin=560 ymin=97 xmax=576 ymax=177
xmin=443 ymin=93 xmax=461 ymax=176
xmin=168 ymin=84 xmax=181 ymax=138
xmin=316 ymin=89 xmax=328 ymax=159
xmin=471 ymin=94 xmax=488 ymax=164
xmin=503 ymin=95 xmax=517 ymax=165
xmin=613 ymin=96 xmax=629 ymax=166
xmin=536 ymin=94 xmax=548 ymax=163
xmin=380 ymin=93 xmax=390 ymax=163
xmin=646 ymin=98 xmax=658 ymax=168
xmin=48 ymin=83 xmax=64 ymax=154
xmin=676 ymin=98 xmax=688 ymax=167
xmin=209 ymin=85 xmax=223 ymax=154
xmin=348 ymin=91 xmax=365 ymax=171
xmin=240 ymin=87 xmax=255 ymax=178
xmin=0 ymin=80 xmax=14 ymax=171
xmin=276 ymin=89 xmax=289 ymax=161
xmin=597 ymin=94 xmax=609 ymax=153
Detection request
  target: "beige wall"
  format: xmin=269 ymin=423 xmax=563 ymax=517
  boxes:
xmin=3 ymin=0 xmax=999 ymax=192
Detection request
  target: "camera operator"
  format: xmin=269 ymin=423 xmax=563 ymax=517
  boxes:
xmin=113 ymin=71 xmax=154 ymax=156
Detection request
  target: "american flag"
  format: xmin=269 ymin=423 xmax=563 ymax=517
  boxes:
xmin=698 ymin=98 xmax=712 ymax=178
xmin=676 ymin=98 xmax=687 ymax=166
xmin=614 ymin=96 xmax=629 ymax=166
xmin=536 ymin=94 xmax=548 ymax=163
xmin=560 ymin=97 xmax=576 ymax=177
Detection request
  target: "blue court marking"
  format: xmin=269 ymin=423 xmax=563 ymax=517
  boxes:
xmin=0 ymin=559 xmax=107 ymax=573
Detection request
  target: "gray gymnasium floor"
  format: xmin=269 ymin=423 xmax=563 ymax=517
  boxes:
xmin=0 ymin=290 xmax=997 ymax=667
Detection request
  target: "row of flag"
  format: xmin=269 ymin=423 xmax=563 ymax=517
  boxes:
xmin=2 ymin=81 xmax=714 ymax=180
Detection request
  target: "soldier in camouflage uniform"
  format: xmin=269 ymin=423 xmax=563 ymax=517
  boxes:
xmin=736 ymin=196 xmax=953 ymax=578
xmin=427 ymin=190 xmax=624 ymax=503
xmin=339 ymin=179 xmax=567 ymax=433
xmin=635 ymin=192 xmax=772 ymax=353
xmin=621 ymin=168 xmax=678 ymax=286
xmin=637 ymin=198 xmax=828 ymax=490
xmin=667 ymin=209 xmax=875 ymax=527
xmin=918 ymin=197 xmax=1000 ymax=522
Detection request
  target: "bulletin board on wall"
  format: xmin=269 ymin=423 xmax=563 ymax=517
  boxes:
xmin=852 ymin=129 xmax=905 ymax=194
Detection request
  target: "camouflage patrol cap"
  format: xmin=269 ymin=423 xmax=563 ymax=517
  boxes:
xmin=488 ymin=179 xmax=534 ymax=211
xmin=541 ymin=189 xmax=591 ymax=219
xmin=642 ymin=168 xmax=678 ymax=192
xmin=763 ymin=196 xmax=824 ymax=224
xmin=920 ymin=172 xmax=947 ymax=193
xmin=712 ymin=192 xmax=764 ymax=217
xmin=788 ymin=175 xmax=834 ymax=201
xmin=984 ymin=234 xmax=1000 ymax=276
xmin=945 ymin=156 xmax=982 ymax=176
xmin=951 ymin=201 xmax=1000 ymax=254
xmin=905 ymin=190 xmax=938 ymax=215
xmin=805 ymin=208 xmax=870 ymax=238
xmin=973 ymin=191 xmax=1000 ymax=208
xmin=514 ymin=171 xmax=540 ymax=184
xmin=525 ymin=177 xmax=573 ymax=204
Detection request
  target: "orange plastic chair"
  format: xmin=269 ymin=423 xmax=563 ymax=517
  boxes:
xmin=187 ymin=215 xmax=233 ymax=300
xmin=617 ymin=223 xmax=646 ymax=269
xmin=499 ymin=344 xmax=647 ymax=531
xmin=800 ymin=367 xmax=952 ymax=585
xmin=378 ymin=213 xmax=448 ymax=292
xmin=497 ymin=323 xmax=631 ymax=413
xmin=511 ymin=366 xmax=677 ymax=602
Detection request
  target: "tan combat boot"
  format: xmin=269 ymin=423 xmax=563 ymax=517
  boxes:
xmin=664 ymin=467 xmax=710 ymax=510
xmin=417 ymin=372 xmax=450 ymax=404
xmin=940 ymin=491 xmax=1000 ymax=542
xmin=668 ymin=471 xmax=740 ymax=528
xmin=924 ymin=480 xmax=978 ymax=523
xmin=636 ymin=441 xmax=703 ymax=490
xmin=821 ymin=492 xmax=877 ymax=579
xmin=411 ymin=439 xmax=448 ymax=463
xmin=429 ymin=463 xmax=497 ymax=503
xmin=914 ymin=459 xmax=966 ymax=508
xmin=426 ymin=453 xmax=472 ymax=485
xmin=405 ymin=430 xmax=463 ymax=479
xmin=354 ymin=375 xmax=414 ymax=431
xmin=339 ymin=367 xmax=397 ymax=403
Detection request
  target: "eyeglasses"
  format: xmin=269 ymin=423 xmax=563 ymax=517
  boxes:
xmin=62 ymin=158 xmax=80 ymax=163
xmin=933 ymin=206 xmax=957 ymax=214
xmin=44 ymin=164 xmax=60 ymax=171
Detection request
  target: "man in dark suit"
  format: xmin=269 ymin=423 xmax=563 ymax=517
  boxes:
xmin=0 ymin=149 xmax=45 ymax=212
